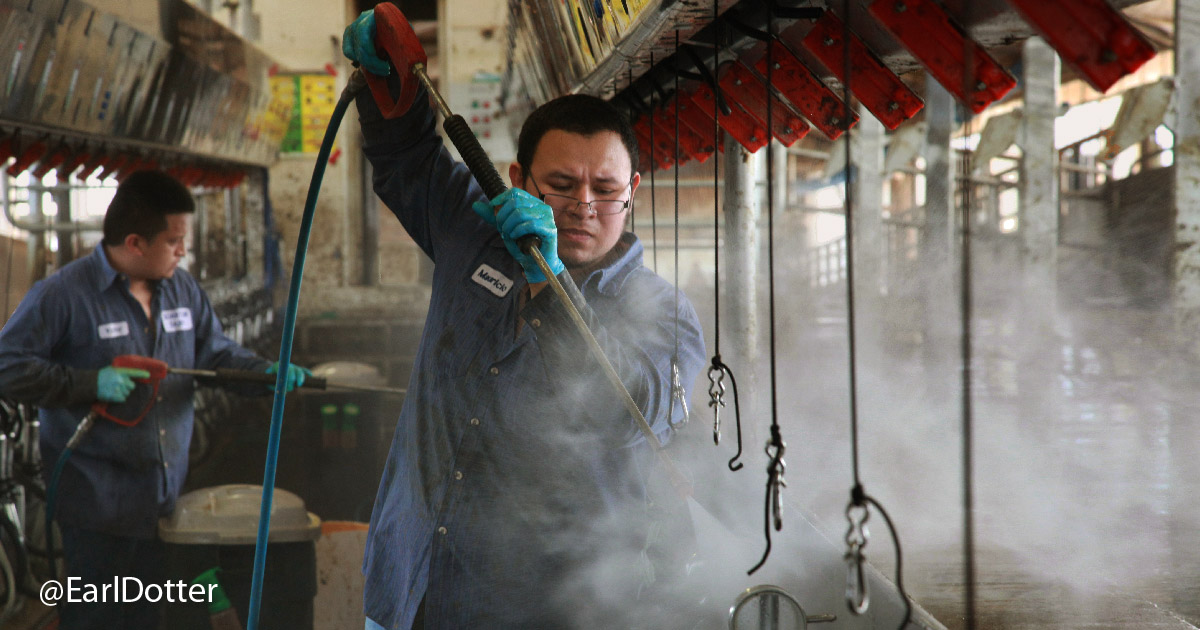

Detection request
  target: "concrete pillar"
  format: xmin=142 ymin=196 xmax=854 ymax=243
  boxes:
xmin=1171 ymin=0 xmax=1200 ymax=608
xmin=1175 ymin=1 xmax=1200 ymax=353
xmin=921 ymin=73 xmax=957 ymax=392
xmin=724 ymin=139 xmax=762 ymax=448
xmin=1016 ymin=36 xmax=1061 ymax=439
xmin=1018 ymin=36 xmax=1061 ymax=317
xmin=850 ymin=105 xmax=886 ymax=356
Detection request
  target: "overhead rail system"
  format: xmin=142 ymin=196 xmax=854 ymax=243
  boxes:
xmin=0 ymin=0 xmax=284 ymax=186
xmin=502 ymin=0 xmax=1158 ymax=171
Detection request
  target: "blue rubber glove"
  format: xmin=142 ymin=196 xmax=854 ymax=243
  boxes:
xmin=472 ymin=188 xmax=565 ymax=283
xmin=266 ymin=362 xmax=312 ymax=393
xmin=342 ymin=10 xmax=391 ymax=76
xmin=96 ymin=366 xmax=151 ymax=403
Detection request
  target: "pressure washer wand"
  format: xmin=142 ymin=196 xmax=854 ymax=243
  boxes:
xmin=403 ymin=50 xmax=692 ymax=498
xmin=168 ymin=367 xmax=407 ymax=395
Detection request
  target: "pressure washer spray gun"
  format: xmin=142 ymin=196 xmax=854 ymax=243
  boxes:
xmin=45 ymin=354 xmax=169 ymax=581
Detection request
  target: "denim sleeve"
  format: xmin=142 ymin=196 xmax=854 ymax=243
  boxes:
xmin=189 ymin=279 xmax=271 ymax=394
xmin=521 ymin=272 xmax=707 ymax=448
xmin=355 ymin=80 xmax=489 ymax=265
xmin=0 ymin=280 xmax=99 ymax=407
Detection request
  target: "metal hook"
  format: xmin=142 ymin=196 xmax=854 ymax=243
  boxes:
xmin=669 ymin=360 xmax=690 ymax=428
xmin=766 ymin=436 xmax=787 ymax=531
xmin=748 ymin=426 xmax=787 ymax=575
xmin=844 ymin=502 xmax=871 ymax=615
xmin=707 ymin=364 xmax=726 ymax=444
xmin=716 ymin=358 xmax=746 ymax=471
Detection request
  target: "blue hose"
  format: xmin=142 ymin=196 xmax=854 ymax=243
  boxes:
xmin=44 ymin=446 xmax=71 ymax=583
xmin=246 ymin=71 xmax=366 ymax=630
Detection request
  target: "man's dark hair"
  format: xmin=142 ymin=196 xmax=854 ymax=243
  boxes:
xmin=102 ymin=170 xmax=195 ymax=246
xmin=516 ymin=94 xmax=639 ymax=176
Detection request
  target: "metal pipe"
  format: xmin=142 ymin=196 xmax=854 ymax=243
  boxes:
xmin=1 ymin=182 xmax=103 ymax=233
xmin=724 ymin=136 xmax=761 ymax=448
xmin=412 ymin=64 xmax=453 ymax=119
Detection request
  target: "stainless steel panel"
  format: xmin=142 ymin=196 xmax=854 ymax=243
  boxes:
xmin=0 ymin=0 xmax=282 ymax=168
xmin=0 ymin=2 xmax=51 ymax=121
xmin=31 ymin=0 xmax=89 ymax=129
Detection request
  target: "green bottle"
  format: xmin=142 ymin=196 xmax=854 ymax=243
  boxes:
xmin=321 ymin=403 xmax=339 ymax=449
xmin=341 ymin=402 xmax=359 ymax=450
xmin=192 ymin=567 xmax=241 ymax=630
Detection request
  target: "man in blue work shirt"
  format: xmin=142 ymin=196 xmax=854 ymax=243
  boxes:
xmin=344 ymin=10 xmax=706 ymax=630
xmin=0 ymin=170 xmax=308 ymax=630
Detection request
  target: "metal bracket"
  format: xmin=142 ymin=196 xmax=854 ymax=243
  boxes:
xmin=1007 ymin=0 xmax=1156 ymax=93
xmin=689 ymin=83 xmax=768 ymax=153
xmin=753 ymin=41 xmax=856 ymax=140
xmin=866 ymin=0 xmax=1016 ymax=114
xmin=797 ymin=10 xmax=923 ymax=130
xmin=721 ymin=61 xmax=810 ymax=147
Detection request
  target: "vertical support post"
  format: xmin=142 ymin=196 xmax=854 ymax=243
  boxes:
xmin=50 ymin=179 xmax=73 ymax=266
xmin=1019 ymin=36 xmax=1061 ymax=321
xmin=1171 ymin=0 xmax=1200 ymax=609
xmin=1175 ymin=0 xmax=1200 ymax=354
xmin=1016 ymin=36 xmax=1061 ymax=445
xmin=725 ymin=138 xmax=762 ymax=448
xmin=851 ymin=106 xmax=885 ymax=357
xmin=922 ymin=73 xmax=957 ymax=393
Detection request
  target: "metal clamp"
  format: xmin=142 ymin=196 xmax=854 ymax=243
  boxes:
xmin=707 ymin=363 xmax=726 ymax=444
xmin=844 ymin=502 xmax=871 ymax=614
xmin=669 ymin=360 xmax=690 ymax=428
xmin=766 ymin=435 xmax=787 ymax=531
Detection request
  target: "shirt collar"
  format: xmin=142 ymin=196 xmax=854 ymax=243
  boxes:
xmin=578 ymin=232 xmax=644 ymax=297
xmin=91 ymin=242 xmax=123 ymax=292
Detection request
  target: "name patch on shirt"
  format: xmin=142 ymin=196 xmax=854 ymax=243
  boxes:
xmin=98 ymin=321 xmax=129 ymax=340
xmin=161 ymin=307 xmax=194 ymax=333
xmin=471 ymin=264 xmax=513 ymax=298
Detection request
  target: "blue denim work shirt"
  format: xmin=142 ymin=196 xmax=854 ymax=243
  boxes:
xmin=356 ymin=88 xmax=706 ymax=629
xmin=0 ymin=243 xmax=268 ymax=538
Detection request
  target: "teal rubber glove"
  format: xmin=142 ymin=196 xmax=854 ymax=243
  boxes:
xmin=472 ymin=188 xmax=565 ymax=283
xmin=342 ymin=10 xmax=391 ymax=76
xmin=266 ymin=362 xmax=312 ymax=393
xmin=96 ymin=366 xmax=151 ymax=403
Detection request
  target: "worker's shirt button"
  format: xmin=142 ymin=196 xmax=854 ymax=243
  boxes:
xmin=489 ymin=367 xmax=499 ymax=375
xmin=157 ymin=396 xmax=163 ymax=402
xmin=160 ymin=429 xmax=167 ymax=437
xmin=143 ymin=327 xmax=149 ymax=333
xmin=530 ymin=318 xmax=541 ymax=328
xmin=437 ymin=526 xmax=447 ymax=535
xmin=470 ymin=417 xmax=480 ymax=426
xmin=454 ymin=471 xmax=463 ymax=481
xmin=162 ymin=462 xmax=169 ymax=469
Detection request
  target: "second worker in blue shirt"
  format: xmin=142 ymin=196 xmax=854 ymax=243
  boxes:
xmin=344 ymin=8 xmax=707 ymax=630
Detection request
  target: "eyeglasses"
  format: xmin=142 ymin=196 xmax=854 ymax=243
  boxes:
xmin=528 ymin=175 xmax=631 ymax=216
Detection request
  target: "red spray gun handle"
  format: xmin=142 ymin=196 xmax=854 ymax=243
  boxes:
xmin=90 ymin=355 xmax=169 ymax=427
xmin=364 ymin=3 xmax=428 ymax=119
xmin=367 ymin=4 xmax=511 ymax=205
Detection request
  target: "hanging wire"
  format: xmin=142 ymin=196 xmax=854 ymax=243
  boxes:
xmin=959 ymin=7 xmax=979 ymax=629
xmin=702 ymin=3 xmax=745 ymax=470
xmin=629 ymin=66 xmax=637 ymax=234
xmin=749 ymin=3 xmax=786 ymax=576
xmin=669 ymin=30 xmax=690 ymax=429
xmin=836 ymin=2 xmax=910 ymax=627
xmin=649 ymin=53 xmax=660 ymax=273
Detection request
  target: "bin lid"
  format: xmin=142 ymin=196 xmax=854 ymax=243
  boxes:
xmin=159 ymin=484 xmax=322 ymax=545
